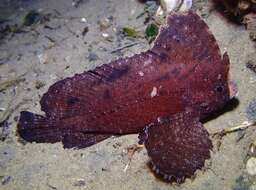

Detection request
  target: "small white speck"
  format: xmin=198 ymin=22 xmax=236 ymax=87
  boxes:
xmin=102 ymin=33 xmax=109 ymax=38
xmin=130 ymin=9 xmax=135 ymax=15
xmin=144 ymin=59 xmax=152 ymax=66
xmin=180 ymin=0 xmax=193 ymax=11
xmin=38 ymin=53 xmax=48 ymax=64
xmin=138 ymin=71 xmax=144 ymax=76
xmin=150 ymin=87 xmax=157 ymax=98
xmin=0 ymin=107 xmax=6 ymax=111
xmin=156 ymin=6 xmax=164 ymax=16
xmin=123 ymin=163 xmax=129 ymax=172
xmin=80 ymin=17 xmax=87 ymax=23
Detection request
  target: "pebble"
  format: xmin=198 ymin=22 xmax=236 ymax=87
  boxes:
xmin=38 ymin=53 xmax=48 ymax=64
xmin=1 ymin=176 xmax=11 ymax=185
xmin=87 ymin=53 xmax=98 ymax=62
xmin=73 ymin=179 xmax=86 ymax=187
xmin=98 ymin=18 xmax=111 ymax=30
xmin=246 ymin=98 xmax=256 ymax=122
xmin=80 ymin=17 xmax=87 ymax=23
xmin=249 ymin=141 xmax=256 ymax=157
xmin=246 ymin=157 xmax=256 ymax=176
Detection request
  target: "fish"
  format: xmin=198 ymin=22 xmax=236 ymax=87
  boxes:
xmin=17 ymin=11 xmax=236 ymax=183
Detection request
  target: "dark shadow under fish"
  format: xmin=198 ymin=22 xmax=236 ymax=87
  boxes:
xmin=17 ymin=11 xmax=237 ymax=183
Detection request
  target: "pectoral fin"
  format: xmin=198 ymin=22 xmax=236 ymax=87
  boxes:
xmin=141 ymin=113 xmax=212 ymax=183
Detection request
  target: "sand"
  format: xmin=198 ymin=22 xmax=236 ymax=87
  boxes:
xmin=0 ymin=0 xmax=256 ymax=189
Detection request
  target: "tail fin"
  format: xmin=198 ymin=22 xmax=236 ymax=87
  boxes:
xmin=17 ymin=111 xmax=62 ymax=144
xmin=17 ymin=111 xmax=111 ymax=148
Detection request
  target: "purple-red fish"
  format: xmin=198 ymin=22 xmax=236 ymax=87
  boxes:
xmin=18 ymin=11 xmax=236 ymax=182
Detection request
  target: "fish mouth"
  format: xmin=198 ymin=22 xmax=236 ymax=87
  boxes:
xmin=229 ymin=80 xmax=238 ymax=98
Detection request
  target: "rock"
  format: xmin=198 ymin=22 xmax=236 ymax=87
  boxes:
xmin=1 ymin=176 xmax=11 ymax=185
xmin=98 ymin=17 xmax=111 ymax=31
xmin=246 ymin=157 xmax=256 ymax=176
xmin=38 ymin=53 xmax=48 ymax=64
xmin=246 ymin=98 xmax=256 ymax=122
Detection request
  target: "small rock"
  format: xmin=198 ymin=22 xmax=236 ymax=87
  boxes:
xmin=246 ymin=157 xmax=256 ymax=176
xmin=82 ymin=26 xmax=89 ymax=36
xmin=98 ymin=17 xmax=111 ymax=30
xmin=35 ymin=81 xmax=45 ymax=89
xmin=38 ymin=53 xmax=48 ymax=64
xmin=248 ymin=140 xmax=256 ymax=157
xmin=102 ymin=33 xmax=114 ymax=41
xmin=1 ymin=176 xmax=11 ymax=185
xmin=80 ymin=17 xmax=87 ymax=23
xmin=87 ymin=53 xmax=98 ymax=62
xmin=73 ymin=179 xmax=86 ymax=187
xmin=246 ymin=98 xmax=256 ymax=122
xmin=102 ymin=33 xmax=109 ymax=38
xmin=233 ymin=175 xmax=251 ymax=190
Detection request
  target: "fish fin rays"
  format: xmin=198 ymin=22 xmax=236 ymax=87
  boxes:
xmin=141 ymin=113 xmax=212 ymax=182
xmin=17 ymin=111 xmax=111 ymax=148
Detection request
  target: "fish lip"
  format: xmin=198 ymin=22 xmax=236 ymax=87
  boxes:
xmin=229 ymin=80 xmax=238 ymax=98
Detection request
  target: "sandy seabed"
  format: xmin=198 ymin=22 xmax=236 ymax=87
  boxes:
xmin=0 ymin=0 xmax=256 ymax=189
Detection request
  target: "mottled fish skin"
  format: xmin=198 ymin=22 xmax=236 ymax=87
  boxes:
xmin=17 ymin=11 xmax=233 ymax=183
xmin=141 ymin=111 xmax=213 ymax=183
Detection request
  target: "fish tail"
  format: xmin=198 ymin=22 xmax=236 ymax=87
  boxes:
xmin=17 ymin=111 xmax=62 ymax=144
xmin=17 ymin=111 xmax=111 ymax=148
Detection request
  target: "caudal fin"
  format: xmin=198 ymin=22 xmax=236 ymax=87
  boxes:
xmin=17 ymin=111 xmax=62 ymax=144
xmin=17 ymin=111 xmax=111 ymax=148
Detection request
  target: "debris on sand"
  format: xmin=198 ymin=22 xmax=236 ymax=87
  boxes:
xmin=246 ymin=60 xmax=256 ymax=74
xmin=212 ymin=121 xmax=255 ymax=137
xmin=23 ymin=10 xmax=42 ymax=26
xmin=35 ymin=81 xmax=46 ymax=89
xmin=159 ymin=0 xmax=192 ymax=13
xmin=98 ymin=17 xmax=112 ymax=31
xmin=246 ymin=98 xmax=256 ymax=122
xmin=248 ymin=140 xmax=256 ymax=157
xmin=243 ymin=13 xmax=256 ymax=41
xmin=145 ymin=23 xmax=159 ymax=42
xmin=0 ymin=77 xmax=25 ymax=92
xmin=215 ymin=0 xmax=256 ymax=41
xmin=82 ymin=26 xmax=89 ymax=36
xmin=122 ymin=26 xmax=140 ymax=38
xmin=1 ymin=176 xmax=11 ymax=185
xmin=37 ymin=52 xmax=48 ymax=64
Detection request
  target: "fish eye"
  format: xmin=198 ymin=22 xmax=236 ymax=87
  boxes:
xmin=215 ymin=85 xmax=224 ymax=93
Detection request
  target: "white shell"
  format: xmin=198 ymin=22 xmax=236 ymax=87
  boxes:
xmin=180 ymin=0 xmax=193 ymax=12
xmin=246 ymin=157 xmax=256 ymax=176
xmin=159 ymin=0 xmax=192 ymax=13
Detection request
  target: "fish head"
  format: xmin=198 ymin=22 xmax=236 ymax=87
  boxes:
xmin=194 ymin=52 xmax=238 ymax=118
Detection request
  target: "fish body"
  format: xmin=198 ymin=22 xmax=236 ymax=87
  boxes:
xmin=18 ymin=11 xmax=234 ymax=182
